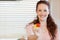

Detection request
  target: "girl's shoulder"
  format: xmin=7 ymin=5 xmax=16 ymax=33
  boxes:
xmin=55 ymin=27 xmax=60 ymax=40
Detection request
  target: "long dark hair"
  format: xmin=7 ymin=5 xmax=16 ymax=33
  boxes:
xmin=29 ymin=1 xmax=57 ymax=40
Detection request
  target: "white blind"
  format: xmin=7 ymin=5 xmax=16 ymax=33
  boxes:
xmin=0 ymin=1 xmax=38 ymax=38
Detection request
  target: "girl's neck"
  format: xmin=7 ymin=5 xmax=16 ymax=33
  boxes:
xmin=39 ymin=20 xmax=47 ymax=29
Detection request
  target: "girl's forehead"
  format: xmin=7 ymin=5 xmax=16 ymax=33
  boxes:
xmin=37 ymin=4 xmax=49 ymax=9
xmin=38 ymin=3 xmax=48 ymax=7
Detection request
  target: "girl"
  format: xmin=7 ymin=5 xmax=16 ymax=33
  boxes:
xmin=26 ymin=1 xmax=60 ymax=40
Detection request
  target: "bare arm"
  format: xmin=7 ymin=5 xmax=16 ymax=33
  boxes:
xmin=26 ymin=24 xmax=38 ymax=40
xmin=55 ymin=28 xmax=60 ymax=40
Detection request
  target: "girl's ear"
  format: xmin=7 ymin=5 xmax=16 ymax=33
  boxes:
xmin=36 ymin=10 xmax=37 ymax=13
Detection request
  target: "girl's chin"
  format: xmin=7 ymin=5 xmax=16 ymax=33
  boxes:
xmin=38 ymin=16 xmax=47 ymax=21
xmin=39 ymin=18 xmax=46 ymax=21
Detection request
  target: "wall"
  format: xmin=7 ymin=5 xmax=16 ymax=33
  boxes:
xmin=51 ymin=0 xmax=60 ymax=30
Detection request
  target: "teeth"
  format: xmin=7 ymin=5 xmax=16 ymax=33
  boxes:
xmin=40 ymin=16 xmax=45 ymax=17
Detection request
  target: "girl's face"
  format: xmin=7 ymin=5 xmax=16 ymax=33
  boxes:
xmin=36 ymin=4 xmax=49 ymax=21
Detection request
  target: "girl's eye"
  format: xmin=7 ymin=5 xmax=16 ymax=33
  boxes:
xmin=44 ymin=10 xmax=47 ymax=12
xmin=39 ymin=10 xmax=41 ymax=11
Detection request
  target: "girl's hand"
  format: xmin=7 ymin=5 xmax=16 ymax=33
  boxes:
xmin=28 ymin=35 xmax=38 ymax=40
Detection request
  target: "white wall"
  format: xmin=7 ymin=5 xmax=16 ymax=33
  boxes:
xmin=51 ymin=0 xmax=60 ymax=30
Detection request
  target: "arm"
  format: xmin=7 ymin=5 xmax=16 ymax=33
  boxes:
xmin=26 ymin=23 xmax=38 ymax=40
xmin=55 ymin=28 xmax=60 ymax=40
